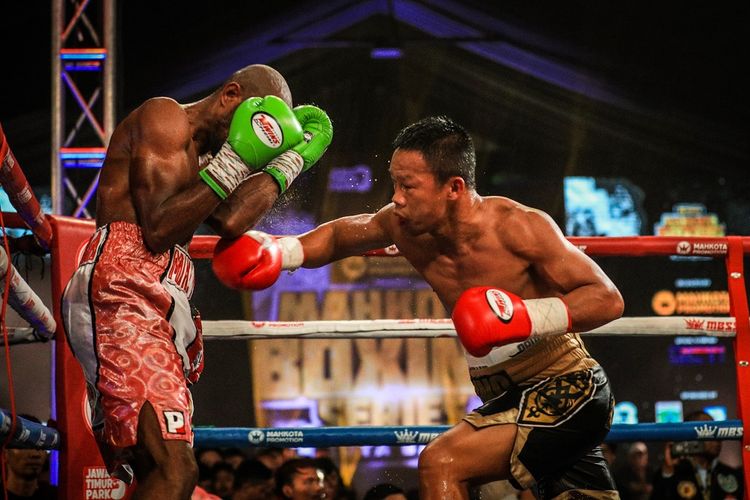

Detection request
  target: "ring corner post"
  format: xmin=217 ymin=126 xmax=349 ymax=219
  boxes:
xmin=48 ymin=215 xmax=133 ymax=499
xmin=725 ymin=236 xmax=750 ymax=499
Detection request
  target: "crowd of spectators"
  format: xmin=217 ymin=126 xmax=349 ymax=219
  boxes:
xmin=193 ymin=447 xmax=365 ymax=499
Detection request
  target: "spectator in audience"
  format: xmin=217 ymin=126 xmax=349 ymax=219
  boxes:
xmin=224 ymin=448 xmax=248 ymax=470
xmin=363 ymin=483 xmax=407 ymax=500
xmin=313 ymin=456 xmax=355 ymax=500
xmin=0 ymin=414 xmax=57 ymax=499
xmin=197 ymin=448 xmax=225 ymax=469
xmin=601 ymin=442 xmax=619 ymax=469
xmin=651 ymin=410 xmax=743 ymax=499
xmin=211 ymin=462 xmax=236 ymax=499
xmin=275 ymin=458 xmax=325 ymax=500
xmin=614 ymin=441 xmax=654 ymax=499
xmin=255 ymin=448 xmax=287 ymax=473
xmin=231 ymin=459 xmax=274 ymax=500
xmin=198 ymin=462 xmax=215 ymax=492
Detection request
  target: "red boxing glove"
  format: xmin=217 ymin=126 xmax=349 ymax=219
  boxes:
xmin=451 ymin=287 xmax=571 ymax=358
xmin=212 ymin=230 xmax=282 ymax=290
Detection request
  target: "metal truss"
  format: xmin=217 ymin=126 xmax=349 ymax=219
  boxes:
xmin=51 ymin=0 xmax=116 ymax=216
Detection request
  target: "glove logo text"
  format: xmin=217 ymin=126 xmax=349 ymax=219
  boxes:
xmin=486 ymin=289 xmax=514 ymax=323
xmin=251 ymin=113 xmax=283 ymax=148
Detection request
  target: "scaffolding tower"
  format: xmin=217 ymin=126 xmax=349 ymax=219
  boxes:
xmin=51 ymin=0 xmax=116 ymax=216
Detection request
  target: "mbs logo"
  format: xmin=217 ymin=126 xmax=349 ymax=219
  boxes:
xmin=517 ymin=370 xmax=596 ymax=427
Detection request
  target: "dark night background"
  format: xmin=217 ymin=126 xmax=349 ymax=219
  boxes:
xmin=1 ymin=1 xmax=749 ymax=491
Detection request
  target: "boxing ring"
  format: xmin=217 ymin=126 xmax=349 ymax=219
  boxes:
xmin=2 ymin=124 xmax=750 ymax=498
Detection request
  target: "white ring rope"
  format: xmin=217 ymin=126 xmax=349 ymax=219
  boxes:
xmin=202 ymin=316 xmax=737 ymax=340
xmin=0 ymin=327 xmax=47 ymax=345
xmin=0 ymin=246 xmax=55 ymax=338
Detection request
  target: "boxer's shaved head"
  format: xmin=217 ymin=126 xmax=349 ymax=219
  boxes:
xmin=221 ymin=64 xmax=292 ymax=107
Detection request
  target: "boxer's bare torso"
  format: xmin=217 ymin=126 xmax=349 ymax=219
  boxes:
xmin=300 ymin=148 xmax=620 ymax=333
xmin=96 ymin=98 xmax=222 ymax=250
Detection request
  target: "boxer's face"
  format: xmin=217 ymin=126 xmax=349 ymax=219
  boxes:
xmin=389 ymin=149 xmax=449 ymax=235
xmin=208 ymin=108 xmax=235 ymax=154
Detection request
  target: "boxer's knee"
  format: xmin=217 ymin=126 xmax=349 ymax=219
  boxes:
xmin=158 ymin=442 xmax=198 ymax=493
xmin=135 ymin=402 xmax=197 ymax=494
xmin=418 ymin=437 xmax=458 ymax=481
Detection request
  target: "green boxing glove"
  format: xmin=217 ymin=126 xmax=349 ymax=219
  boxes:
xmin=263 ymin=105 xmax=333 ymax=193
xmin=200 ymin=96 xmax=304 ymax=199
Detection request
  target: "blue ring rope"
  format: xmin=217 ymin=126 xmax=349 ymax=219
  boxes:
xmin=2 ymin=407 xmax=740 ymax=451
xmin=0 ymin=409 xmax=60 ymax=450
xmin=194 ymin=420 xmax=743 ymax=448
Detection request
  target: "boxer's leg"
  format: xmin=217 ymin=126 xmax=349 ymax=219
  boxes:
xmin=418 ymin=421 xmax=517 ymax=499
xmin=130 ymin=401 xmax=197 ymax=500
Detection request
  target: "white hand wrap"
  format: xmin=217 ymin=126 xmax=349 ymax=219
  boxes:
xmin=525 ymin=297 xmax=570 ymax=337
xmin=278 ymin=237 xmax=304 ymax=271
xmin=262 ymin=150 xmax=304 ymax=193
xmin=199 ymin=142 xmax=252 ymax=199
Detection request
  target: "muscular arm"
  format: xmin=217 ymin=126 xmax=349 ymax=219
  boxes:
xmin=204 ymin=172 xmax=280 ymax=238
xmin=299 ymin=204 xmax=395 ymax=268
xmin=510 ymin=209 xmax=624 ymax=331
xmin=130 ymin=99 xmax=222 ymax=252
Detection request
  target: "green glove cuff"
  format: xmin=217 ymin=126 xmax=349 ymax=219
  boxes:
xmin=262 ymin=150 xmax=305 ymax=193
xmin=199 ymin=169 xmax=230 ymax=199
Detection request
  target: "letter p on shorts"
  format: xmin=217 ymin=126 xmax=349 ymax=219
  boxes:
xmin=163 ymin=411 xmax=187 ymax=434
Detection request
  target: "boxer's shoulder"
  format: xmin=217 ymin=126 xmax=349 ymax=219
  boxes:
xmin=481 ymin=197 xmax=561 ymax=257
xmin=130 ymin=98 xmax=189 ymax=140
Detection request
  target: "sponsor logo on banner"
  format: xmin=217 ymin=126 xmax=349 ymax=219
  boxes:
xmin=486 ymin=289 xmax=514 ymax=322
xmin=652 ymin=290 xmax=729 ymax=316
xmin=19 ymin=427 xmax=31 ymax=442
xmin=163 ymin=411 xmax=187 ymax=435
xmin=684 ymin=317 xmax=735 ymax=333
xmin=248 ymin=429 xmax=265 ymax=445
xmin=675 ymin=240 xmax=727 ymax=256
xmin=717 ymin=426 xmax=743 ymax=438
xmin=394 ymin=429 xmax=439 ymax=444
xmin=676 ymin=241 xmax=692 ymax=255
xmin=83 ymin=466 xmax=127 ymax=499
xmin=35 ymin=430 xmax=47 ymax=448
xmin=252 ymin=112 xmax=283 ymax=148
xmin=2 ymin=150 xmax=15 ymax=172
xmin=263 ymin=430 xmax=304 ymax=444
xmin=691 ymin=241 xmax=728 ymax=255
xmin=717 ymin=473 xmax=740 ymax=493
xmin=677 ymin=480 xmax=697 ymax=499
xmin=694 ymin=423 xmax=718 ymax=439
xmin=394 ymin=429 xmax=419 ymax=443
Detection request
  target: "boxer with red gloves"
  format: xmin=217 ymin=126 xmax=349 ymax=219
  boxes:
xmin=61 ymin=64 xmax=332 ymax=500
xmin=213 ymin=116 xmax=623 ymax=499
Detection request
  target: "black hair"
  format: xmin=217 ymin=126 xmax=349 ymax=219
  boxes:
xmin=364 ymin=483 xmax=405 ymax=500
xmin=233 ymin=458 xmax=273 ymax=489
xmin=685 ymin=410 xmax=714 ymax=421
xmin=255 ymin=447 xmax=284 ymax=457
xmin=222 ymin=447 xmax=246 ymax=459
xmin=275 ymin=458 xmax=321 ymax=496
xmin=392 ymin=116 xmax=476 ymax=189
xmin=313 ymin=456 xmax=339 ymax=476
xmin=211 ymin=462 xmax=234 ymax=477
